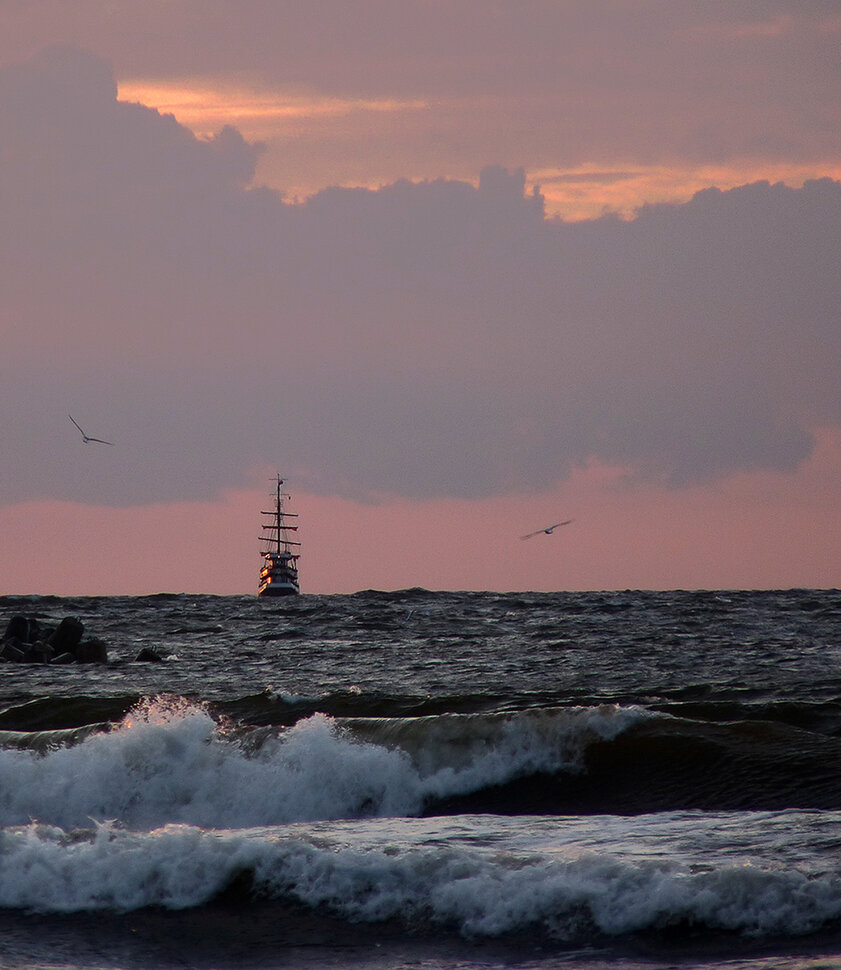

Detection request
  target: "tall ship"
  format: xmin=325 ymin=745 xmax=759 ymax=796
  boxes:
xmin=258 ymin=476 xmax=300 ymax=597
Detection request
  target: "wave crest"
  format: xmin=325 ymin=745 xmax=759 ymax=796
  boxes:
xmin=0 ymin=699 xmax=647 ymax=829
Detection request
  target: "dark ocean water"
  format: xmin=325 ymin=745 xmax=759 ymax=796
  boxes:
xmin=1 ymin=588 xmax=841 ymax=970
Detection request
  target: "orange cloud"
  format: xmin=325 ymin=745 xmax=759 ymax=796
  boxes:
xmin=529 ymin=162 xmax=841 ymax=222
xmin=117 ymin=78 xmax=841 ymax=219
xmin=118 ymin=79 xmax=427 ymax=140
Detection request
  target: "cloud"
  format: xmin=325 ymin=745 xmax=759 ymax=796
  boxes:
xmin=6 ymin=4 xmax=841 ymax=220
xmin=1 ymin=48 xmax=839 ymax=508
xmin=7 ymin=4 xmax=841 ymax=167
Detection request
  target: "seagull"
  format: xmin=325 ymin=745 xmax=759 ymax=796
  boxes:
xmin=520 ymin=519 xmax=573 ymax=540
xmin=68 ymin=414 xmax=114 ymax=445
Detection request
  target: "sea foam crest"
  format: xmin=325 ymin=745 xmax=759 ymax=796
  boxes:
xmin=0 ymin=698 xmax=418 ymax=829
xmin=2 ymin=821 xmax=841 ymax=940
xmin=349 ymin=704 xmax=649 ymax=801
xmin=269 ymin=840 xmax=841 ymax=940
xmin=0 ymin=698 xmax=648 ymax=830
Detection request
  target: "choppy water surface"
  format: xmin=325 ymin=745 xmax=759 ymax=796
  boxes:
xmin=0 ymin=588 xmax=840 ymax=969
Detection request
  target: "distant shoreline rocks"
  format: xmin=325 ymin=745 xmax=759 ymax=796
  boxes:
xmin=1 ymin=614 xmax=107 ymax=664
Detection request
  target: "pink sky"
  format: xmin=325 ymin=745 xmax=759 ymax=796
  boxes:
xmin=2 ymin=430 xmax=840 ymax=595
xmin=1 ymin=3 xmax=839 ymax=594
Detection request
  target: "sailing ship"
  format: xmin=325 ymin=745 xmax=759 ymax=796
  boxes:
xmin=258 ymin=476 xmax=300 ymax=597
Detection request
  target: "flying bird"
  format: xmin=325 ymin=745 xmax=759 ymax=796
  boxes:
xmin=520 ymin=519 xmax=573 ymax=540
xmin=68 ymin=414 xmax=114 ymax=445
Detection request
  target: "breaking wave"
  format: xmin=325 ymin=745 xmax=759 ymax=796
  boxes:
xmin=2 ymin=817 xmax=841 ymax=945
xmin=0 ymin=697 xmax=647 ymax=829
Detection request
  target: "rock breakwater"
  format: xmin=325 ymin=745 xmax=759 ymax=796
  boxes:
xmin=1 ymin=615 xmax=107 ymax=664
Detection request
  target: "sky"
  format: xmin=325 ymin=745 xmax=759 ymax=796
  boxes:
xmin=1 ymin=1 xmax=839 ymax=594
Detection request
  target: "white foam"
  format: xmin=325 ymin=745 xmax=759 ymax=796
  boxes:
xmin=0 ymin=700 xmax=421 ymax=829
xmin=0 ymin=822 xmax=263 ymax=912
xmin=0 ymin=698 xmax=647 ymax=829
xmin=1 ymin=818 xmax=841 ymax=940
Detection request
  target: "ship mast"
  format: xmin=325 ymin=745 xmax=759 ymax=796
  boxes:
xmin=275 ymin=477 xmax=282 ymax=556
xmin=261 ymin=475 xmax=300 ymax=559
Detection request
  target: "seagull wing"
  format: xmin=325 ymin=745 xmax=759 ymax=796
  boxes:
xmin=69 ymin=414 xmax=113 ymax=444
xmin=520 ymin=519 xmax=573 ymax=539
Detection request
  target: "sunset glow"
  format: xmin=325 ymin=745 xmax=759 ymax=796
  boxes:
xmin=118 ymin=81 xmax=841 ymax=221
xmin=118 ymin=80 xmax=428 ymax=136
xmin=530 ymin=162 xmax=841 ymax=222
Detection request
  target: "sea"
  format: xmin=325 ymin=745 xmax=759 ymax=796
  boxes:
xmin=1 ymin=588 xmax=841 ymax=970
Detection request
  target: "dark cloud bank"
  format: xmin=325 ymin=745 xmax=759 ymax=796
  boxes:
xmin=2 ymin=48 xmax=839 ymax=506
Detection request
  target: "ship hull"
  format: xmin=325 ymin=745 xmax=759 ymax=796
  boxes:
xmin=258 ymin=581 xmax=299 ymax=597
